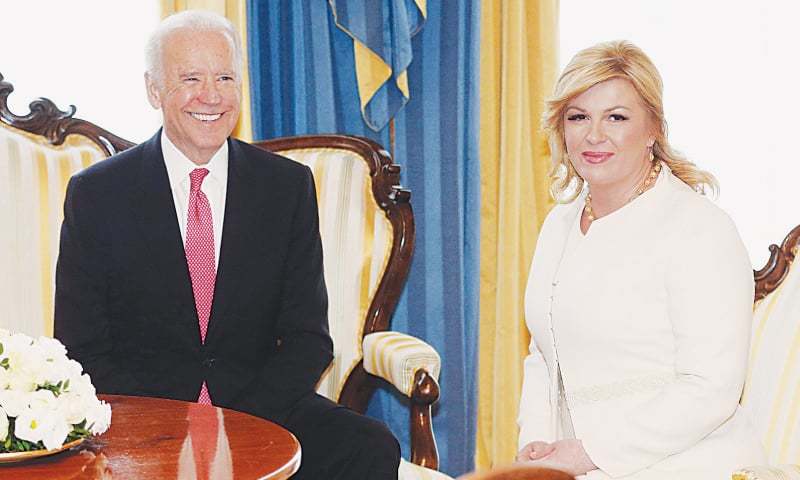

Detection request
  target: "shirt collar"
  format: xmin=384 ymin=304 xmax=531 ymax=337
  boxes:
xmin=161 ymin=131 xmax=229 ymax=189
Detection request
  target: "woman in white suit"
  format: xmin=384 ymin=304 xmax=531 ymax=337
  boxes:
xmin=515 ymin=41 xmax=765 ymax=479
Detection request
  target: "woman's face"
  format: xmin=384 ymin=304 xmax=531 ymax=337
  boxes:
xmin=563 ymin=78 xmax=655 ymax=193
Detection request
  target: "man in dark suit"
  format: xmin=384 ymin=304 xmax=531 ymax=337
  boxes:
xmin=54 ymin=10 xmax=399 ymax=479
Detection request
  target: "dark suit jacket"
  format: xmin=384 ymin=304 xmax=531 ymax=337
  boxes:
xmin=54 ymin=131 xmax=333 ymax=424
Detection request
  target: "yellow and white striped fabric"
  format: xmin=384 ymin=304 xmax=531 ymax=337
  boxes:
xmin=274 ymin=147 xmax=394 ymax=401
xmin=738 ymin=243 xmax=800 ymax=476
xmin=0 ymin=124 xmax=105 ymax=338
xmin=363 ymin=331 xmax=441 ymax=397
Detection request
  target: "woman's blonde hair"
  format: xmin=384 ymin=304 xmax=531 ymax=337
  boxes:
xmin=543 ymin=40 xmax=717 ymax=202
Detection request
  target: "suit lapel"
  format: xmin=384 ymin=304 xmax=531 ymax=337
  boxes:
xmin=207 ymin=139 xmax=257 ymax=341
xmin=132 ymin=132 xmax=197 ymax=331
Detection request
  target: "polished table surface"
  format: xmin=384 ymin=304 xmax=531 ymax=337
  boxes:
xmin=0 ymin=394 xmax=301 ymax=479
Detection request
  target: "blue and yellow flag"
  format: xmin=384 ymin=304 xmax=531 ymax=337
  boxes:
xmin=329 ymin=0 xmax=426 ymax=131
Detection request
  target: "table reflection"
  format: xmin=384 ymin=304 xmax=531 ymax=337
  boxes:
xmin=178 ymin=404 xmax=233 ymax=480
xmin=66 ymin=450 xmax=111 ymax=480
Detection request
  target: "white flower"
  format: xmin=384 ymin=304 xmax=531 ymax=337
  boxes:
xmin=42 ymin=415 xmax=72 ymax=451
xmin=68 ymin=374 xmax=96 ymax=398
xmin=0 ymin=333 xmax=111 ymax=451
xmin=56 ymin=391 xmax=91 ymax=425
xmin=28 ymin=389 xmax=58 ymax=412
xmin=36 ymin=336 xmax=68 ymax=361
xmin=0 ymin=407 xmax=8 ymax=442
xmin=63 ymin=359 xmax=84 ymax=380
xmin=85 ymin=400 xmax=111 ymax=435
xmin=2 ymin=333 xmax=35 ymax=362
xmin=14 ymin=408 xmax=48 ymax=444
xmin=15 ymin=408 xmax=71 ymax=450
xmin=0 ymin=390 xmax=30 ymax=417
xmin=5 ymin=369 xmax=37 ymax=393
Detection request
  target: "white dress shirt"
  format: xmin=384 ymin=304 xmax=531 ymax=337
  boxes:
xmin=161 ymin=132 xmax=228 ymax=269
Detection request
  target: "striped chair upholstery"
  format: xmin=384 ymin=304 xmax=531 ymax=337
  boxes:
xmin=263 ymin=144 xmax=394 ymax=401
xmin=0 ymin=125 xmax=105 ymax=337
xmin=0 ymin=75 xmax=131 ymax=338
xmin=734 ymin=225 xmax=800 ymax=480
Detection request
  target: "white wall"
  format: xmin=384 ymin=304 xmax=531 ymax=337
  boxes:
xmin=560 ymin=0 xmax=800 ymax=267
xmin=0 ymin=1 xmax=162 ymax=143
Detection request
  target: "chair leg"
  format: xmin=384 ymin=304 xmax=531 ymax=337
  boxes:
xmin=410 ymin=369 xmax=440 ymax=470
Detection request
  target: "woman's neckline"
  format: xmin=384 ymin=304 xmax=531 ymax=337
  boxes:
xmin=577 ymin=164 xmax=667 ymax=237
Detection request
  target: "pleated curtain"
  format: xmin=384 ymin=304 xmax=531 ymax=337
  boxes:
xmin=476 ymin=0 xmax=558 ymax=470
xmin=246 ymin=1 xmax=480 ymax=476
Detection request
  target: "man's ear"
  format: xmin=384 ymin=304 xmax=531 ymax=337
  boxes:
xmin=145 ymin=73 xmax=161 ymax=109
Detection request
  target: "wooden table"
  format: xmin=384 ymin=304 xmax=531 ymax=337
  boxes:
xmin=0 ymin=394 xmax=301 ymax=479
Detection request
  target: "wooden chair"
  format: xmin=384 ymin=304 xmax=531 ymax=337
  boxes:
xmin=254 ymin=135 xmax=445 ymax=477
xmin=733 ymin=224 xmax=800 ymax=480
xmin=0 ymin=72 xmax=444 ymax=478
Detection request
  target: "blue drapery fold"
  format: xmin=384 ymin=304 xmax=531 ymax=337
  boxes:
xmin=247 ymin=1 xmax=479 ymax=475
xmin=328 ymin=0 xmax=425 ymax=131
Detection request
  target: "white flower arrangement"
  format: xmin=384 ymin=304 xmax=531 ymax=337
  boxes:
xmin=0 ymin=329 xmax=111 ymax=452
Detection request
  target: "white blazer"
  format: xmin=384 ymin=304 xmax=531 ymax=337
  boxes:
xmin=518 ymin=167 xmax=765 ymax=479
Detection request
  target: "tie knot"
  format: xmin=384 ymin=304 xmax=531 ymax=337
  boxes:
xmin=189 ymin=168 xmax=210 ymax=193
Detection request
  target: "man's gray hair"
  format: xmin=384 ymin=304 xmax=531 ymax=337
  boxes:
xmin=145 ymin=10 xmax=243 ymax=86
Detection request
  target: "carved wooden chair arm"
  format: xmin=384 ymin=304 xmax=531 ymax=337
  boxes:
xmin=363 ymin=331 xmax=441 ymax=469
xmin=362 ymin=332 xmax=441 ymax=397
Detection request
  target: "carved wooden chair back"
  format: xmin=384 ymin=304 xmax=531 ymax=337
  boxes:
xmin=741 ymin=224 xmax=800 ymax=465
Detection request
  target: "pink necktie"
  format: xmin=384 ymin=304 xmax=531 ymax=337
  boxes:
xmin=186 ymin=168 xmax=216 ymax=405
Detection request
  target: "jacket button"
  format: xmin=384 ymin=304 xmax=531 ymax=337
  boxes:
xmin=202 ymin=358 xmax=216 ymax=368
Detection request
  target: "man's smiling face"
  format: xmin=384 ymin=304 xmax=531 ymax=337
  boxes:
xmin=146 ymin=28 xmax=241 ymax=165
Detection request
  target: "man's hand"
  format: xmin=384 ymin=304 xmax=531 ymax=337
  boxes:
xmin=516 ymin=440 xmax=556 ymax=462
xmin=524 ymin=439 xmax=597 ymax=477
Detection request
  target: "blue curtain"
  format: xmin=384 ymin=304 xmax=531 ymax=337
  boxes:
xmin=247 ymin=1 xmax=480 ymax=475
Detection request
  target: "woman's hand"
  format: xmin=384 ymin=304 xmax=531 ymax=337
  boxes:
xmin=525 ymin=439 xmax=597 ymax=477
xmin=516 ymin=441 xmax=556 ymax=462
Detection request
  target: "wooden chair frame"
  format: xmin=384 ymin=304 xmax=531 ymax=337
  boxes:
xmin=0 ymin=73 xmax=134 ymax=155
xmin=754 ymin=224 xmax=800 ymax=301
xmin=0 ymin=72 xmax=440 ymax=469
